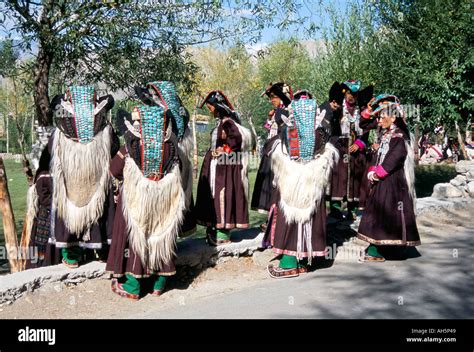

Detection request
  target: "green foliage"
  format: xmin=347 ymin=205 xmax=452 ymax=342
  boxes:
xmin=0 ymin=40 xmax=19 ymax=78
xmin=0 ymin=40 xmax=35 ymax=155
xmin=253 ymin=39 xmax=316 ymax=134
xmin=0 ymin=0 xmax=322 ymax=125
xmin=257 ymin=39 xmax=314 ymax=89
xmin=309 ymin=2 xmax=378 ymax=102
xmin=415 ymin=164 xmax=458 ymax=197
xmin=369 ymin=0 xmax=473 ymax=129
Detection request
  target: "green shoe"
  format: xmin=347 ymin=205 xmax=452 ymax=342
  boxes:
xmin=61 ymin=247 xmax=82 ymax=268
xmin=215 ymin=229 xmax=232 ymax=245
xmin=363 ymin=245 xmax=385 ymax=262
xmin=152 ymin=276 xmax=167 ymax=296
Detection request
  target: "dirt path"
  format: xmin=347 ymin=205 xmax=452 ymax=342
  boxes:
xmin=1 ymin=202 xmax=473 ymax=319
xmin=0 ymin=255 xmax=273 ymax=319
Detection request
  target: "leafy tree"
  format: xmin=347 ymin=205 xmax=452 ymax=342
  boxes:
xmin=0 ymin=40 xmax=34 ymax=155
xmin=253 ymin=39 xmax=316 ymax=135
xmin=310 ymin=2 xmax=378 ymax=102
xmin=370 ymin=0 xmax=473 ymax=129
xmin=0 ymin=0 xmax=320 ymax=126
xmin=0 ymin=39 xmax=35 ymax=182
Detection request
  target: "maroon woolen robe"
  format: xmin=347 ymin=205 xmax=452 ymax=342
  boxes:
xmin=195 ymin=117 xmax=249 ymax=229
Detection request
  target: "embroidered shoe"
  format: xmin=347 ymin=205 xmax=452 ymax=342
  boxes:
xmin=151 ymin=289 xmax=164 ymax=296
xmin=206 ymin=231 xmax=217 ymax=246
xmin=360 ymin=254 xmax=386 ymax=262
xmin=216 ymin=238 xmax=232 ymax=246
xmin=298 ymin=266 xmax=308 ymax=274
xmin=267 ymin=264 xmax=300 ymax=279
xmin=111 ymin=282 xmax=140 ymax=300
xmin=62 ymin=258 xmax=79 ymax=269
xmin=359 ymin=245 xmax=386 ymax=262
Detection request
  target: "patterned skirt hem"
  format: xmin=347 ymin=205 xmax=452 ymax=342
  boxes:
xmin=52 ymin=241 xmax=103 ymax=249
xmin=272 ymin=248 xmax=328 ymax=258
xmin=105 ymin=270 xmax=176 ymax=279
xmin=196 ymin=220 xmax=249 ymax=229
xmin=357 ymin=233 xmax=421 ymax=246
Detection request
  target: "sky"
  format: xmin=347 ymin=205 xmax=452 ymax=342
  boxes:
xmin=259 ymin=0 xmax=350 ymax=43
xmin=239 ymin=0 xmax=351 ymax=55
xmin=0 ymin=0 xmax=352 ymax=57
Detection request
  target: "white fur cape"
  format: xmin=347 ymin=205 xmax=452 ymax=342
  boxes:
xmin=122 ymin=159 xmax=185 ymax=271
xmin=235 ymin=122 xmax=253 ymax=202
xmin=50 ymin=125 xmax=112 ymax=235
xmin=271 ymin=140 xmax=339 ymax=224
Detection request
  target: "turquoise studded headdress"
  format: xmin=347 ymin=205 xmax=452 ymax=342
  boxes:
xmin=67 ymin=85 xmax=96 ymax=143
xmin=147 ymin=81 xmax=187 ymax=140
xmin=342 ymin=80 xmax=361 ymax=94
xmin=287 ymin=98 xmax=318 ymax=161
xmin=134 ymin=104 xmax=167 ymax=179
xmin=370 ymin=94 xmax=400 ymax=111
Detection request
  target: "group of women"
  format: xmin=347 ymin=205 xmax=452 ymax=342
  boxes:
xmin=23 ymin=79 xmax=420 ymax=299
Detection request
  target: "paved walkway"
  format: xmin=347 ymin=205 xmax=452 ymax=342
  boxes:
xmin=135 ymin=210 xmax=474 ymax=319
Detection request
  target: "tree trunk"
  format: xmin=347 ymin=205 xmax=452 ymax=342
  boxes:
xmin=466 ymin=120 xmax=473 ymax=160
xmin=0 ymin=158 xmax=19 ymax=273
xmin=455 ymin=121 xmax=469 ymax=161
xmin=34 ymin=45 xmax=53 ymax=127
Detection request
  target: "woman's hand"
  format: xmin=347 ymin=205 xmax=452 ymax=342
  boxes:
xmin=367 ymin=171 xmax=380 ymax=184
xmin=349 ymin=143 xmax=360 ymax=153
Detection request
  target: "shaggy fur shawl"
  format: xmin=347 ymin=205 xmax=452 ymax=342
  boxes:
xmin=122 ymin=158 xmax=185 ymax=270
xmin=271 ymin=140 xmax=339 ymax=224
xmin=50 ymin=125 xmax=112 ymax=235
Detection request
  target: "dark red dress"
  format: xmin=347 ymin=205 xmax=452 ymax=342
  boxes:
xmin=106 ymin=143 xmax=177 ymax=278
xmin=358 ymin=128 xmax=420 ymax=246
xmin=195 ymin=118 xmax=249 ymax=229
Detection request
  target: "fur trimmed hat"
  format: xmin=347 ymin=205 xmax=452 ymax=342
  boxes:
xmin=261 ymin=82 xmax=294 ymax=107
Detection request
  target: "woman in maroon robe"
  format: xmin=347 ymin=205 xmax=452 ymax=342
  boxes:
xmin=106 ymin=143 xmax=179 ymax=299
xmin=264 ymin=91 xmax=339 ymax=278
xmin=106 ymin=93 xmax=185 ymax=300
xmin=195 ymin=91 xmax=251 ymax=245
xmin=251 ymin=83 xmax=293 ymax=220
xmin=25 ymin=89 xmax=118 ymax=269
xmin=358 ymin=97 xmax=420 ymax=261
xmin=329 ymin=80 xmax=373 ymax=220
